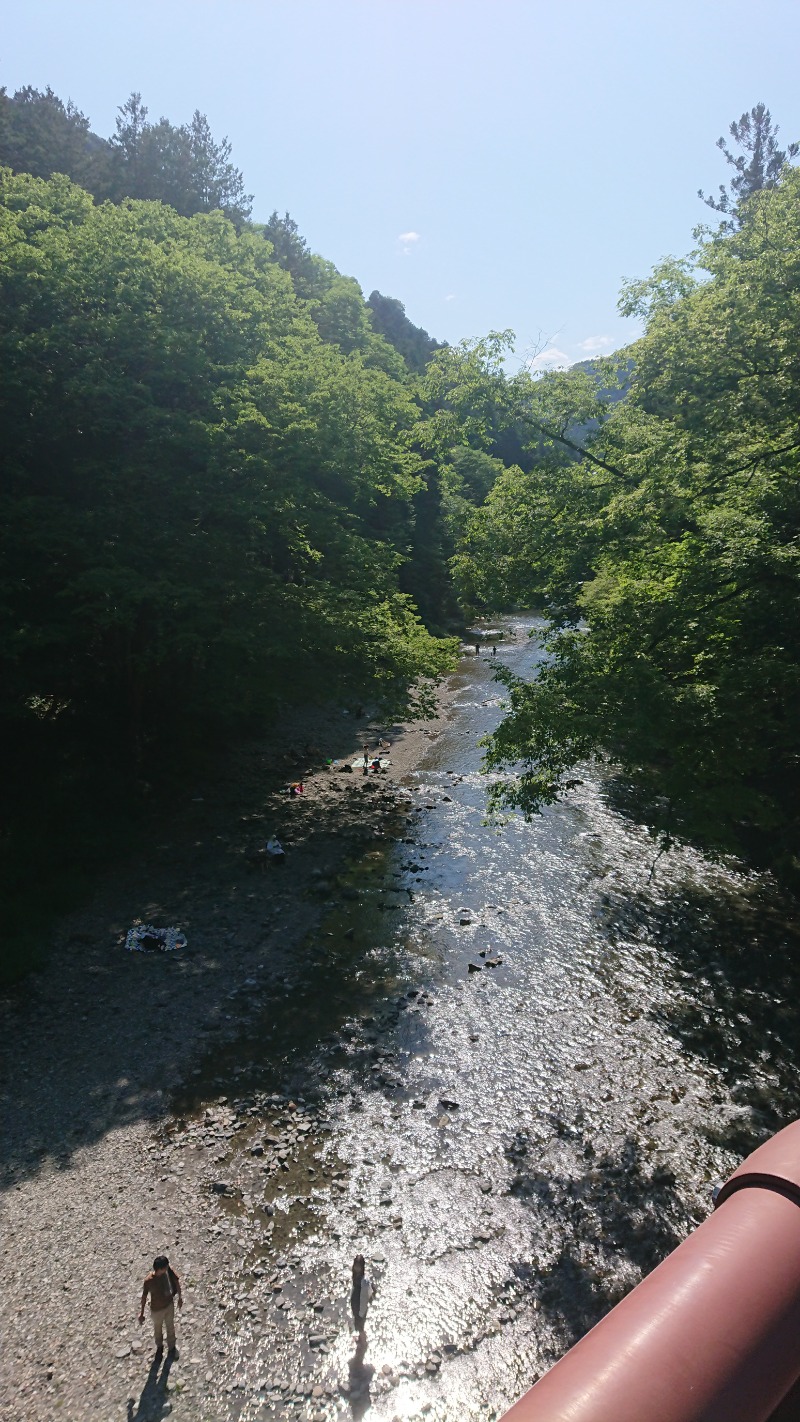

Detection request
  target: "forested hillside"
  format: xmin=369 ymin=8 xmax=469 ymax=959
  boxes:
xmin=0 ymin=85 xmax=477 ymax=977
xmin=0 ymin=85 xmax=253 ymax=220
xmin=440 ymin=144 xmax=800 ymax=879
xmin=2 ymin=83 xmax=798 ymax=982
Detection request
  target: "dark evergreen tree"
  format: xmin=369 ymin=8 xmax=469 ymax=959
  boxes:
xmin=186 ymin=109 xmax=252 ymax=222
xmin=367 ymin=291 xmax=441 ymax=372
xmin=260 ymin=211 xmax=320 ymax=295
xmin=107 ymin=93 xmax=252 ymax=221
xmin=0 ymin=85 xmax=96 ymax=185
xmin=699 ymin=102 xmax=798 ymax=224
xmin=107 ymin=90 xmax=150 ymax=196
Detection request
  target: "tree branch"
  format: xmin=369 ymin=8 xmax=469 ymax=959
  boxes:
xmin=518 ymin=414 xmax=632 ymax=482
xmin=694 ymin=434 xmax=800 ymax=498
xmin=646 ymin=567 xmax=797 ymax=655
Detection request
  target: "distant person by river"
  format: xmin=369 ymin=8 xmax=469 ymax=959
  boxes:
xmin=350 ymin=1253 xmax=373 ymax=1334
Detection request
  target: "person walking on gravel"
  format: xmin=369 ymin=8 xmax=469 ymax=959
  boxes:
xmin=138 ymin=1255 xmax=182 ymax=1357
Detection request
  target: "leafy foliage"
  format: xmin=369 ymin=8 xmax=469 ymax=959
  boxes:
xmin=0 ymin=170 xmax=454 ymax=740
xmin=450 ymin=174 xmax=800 ymax=875
xmin=367 ymin=291 xmax=441 ymax=373
xmin=0 ymin=84 xmax=253 ymax=222
xmin=0 ymin=169 xmax=458 ymax=976
xmin=698 ymin=101 xmax=798 ymax=227
xmin=0 ymin=84 xmax=95 ymax=185
xmin=0 ymin=76 xmax=467 ymax=981
xmin=259 ymin=211 xmax=321 ymax=295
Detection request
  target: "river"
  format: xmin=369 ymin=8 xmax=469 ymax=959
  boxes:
xmin=176 ymin=615 xmax=800 ymax=1421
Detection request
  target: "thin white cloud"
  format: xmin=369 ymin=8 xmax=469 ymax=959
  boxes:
xmin=576 ymin=335 xmax=613 ymax=352
xmin=397 ymin=230 xmax=420 ymax=256
xmin=444 ymin=292 xmax=456 ymax=301
xmin=529 ymin=345 xmax=571 ymax=370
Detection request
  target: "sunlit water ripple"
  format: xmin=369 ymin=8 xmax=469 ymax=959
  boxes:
xmin=205 ymin=616 xmax=799 ymax=1421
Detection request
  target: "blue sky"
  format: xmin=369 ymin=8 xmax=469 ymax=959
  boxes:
xmin=4 ymin=1 xmax=799 ymax=369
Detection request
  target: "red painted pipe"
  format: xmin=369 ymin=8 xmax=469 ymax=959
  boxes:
xmin=500 ymin=1121 xmax=800 ymax=1422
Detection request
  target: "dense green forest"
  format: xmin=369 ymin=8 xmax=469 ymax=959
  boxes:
xmin=438 ymin=107 xmax=800 ymax=880
xmin=0 ymin=85 xmax=473 ymax=977
xmin=1 ymin=86 xmax=798 ymax=979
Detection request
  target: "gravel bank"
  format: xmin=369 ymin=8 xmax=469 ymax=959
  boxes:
xmin=0 ymin=687 xmax=460 ymax=1422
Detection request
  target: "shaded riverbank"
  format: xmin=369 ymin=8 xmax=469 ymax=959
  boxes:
xmin=2 ymin=622 xmax=800 ymax=1422
xmin=0 ymin=695 xmax=454 ymax=1421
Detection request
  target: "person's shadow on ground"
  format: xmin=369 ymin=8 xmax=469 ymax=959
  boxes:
xmin=347 ymin=1331 xmax=375 ymax=1419
xmin=126 ymin=1353 xmax=174 ymax=1421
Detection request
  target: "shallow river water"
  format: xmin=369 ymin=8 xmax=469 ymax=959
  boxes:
xmin=177 ymin=616 xmax=800 ymax=1421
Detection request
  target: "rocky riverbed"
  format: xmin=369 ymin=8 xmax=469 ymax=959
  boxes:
xmin=0 ymin=699 xmax=451 ymax=1422
xmin=3 ymin=625 xmax=799 ymax=1422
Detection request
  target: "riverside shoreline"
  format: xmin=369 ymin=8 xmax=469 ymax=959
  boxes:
xmin=3 ymin=631 xmax=785 ymax=1422
xmin=0 ymin=679 xmax=462 ymax=1422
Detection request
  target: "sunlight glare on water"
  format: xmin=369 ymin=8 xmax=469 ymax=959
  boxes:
xmin=236 ymin=616 xmax=799 ymax=1421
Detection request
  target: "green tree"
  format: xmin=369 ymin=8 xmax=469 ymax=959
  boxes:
xmin=186 ymin=109 xmax=253 ymax=222
xmin=446 ymin=174 xmax=800 ymax=875
xmin=0 ymin=84 xmax=96 ymax=185
xmin=104 ymin=93 xmax=252 ymax=219
xmin=367 ymin=291 xmax=441 ymax=372
xmin=259 ymin=210 xmax=321 ymax=295
xmin=0 ymin=169 xmax=454 ymax=804
xmin=698 ymin=102 xmax=798 ymax=225
xmin=108 ymin=90 xmax=149 ymax=188
xmin=0 ymin=103 xmax=456 ymax=980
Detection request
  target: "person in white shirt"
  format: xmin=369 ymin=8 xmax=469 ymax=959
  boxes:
xmin=265 ymin=835 xmax=285 ymax=863
xmin=350 ymin=1253 xmax=373 ymax=1334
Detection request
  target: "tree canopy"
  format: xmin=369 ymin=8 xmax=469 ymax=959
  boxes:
xmin=367 ymin=291 xmax=441 ymax=373
xmin=445 ymin=169 xmax=800 ymax=877
xmin=0 ymin=169 xmax=455 ymax=742
xmin=0 ymin=84 xmax=253 ymax=222
xmin=6 ymin=73 xmax=798 ymax=979
xmin=0 ymin=162 xmax=460 ymax=976
xmin=698 ymin=101 xmax=798 ymax=226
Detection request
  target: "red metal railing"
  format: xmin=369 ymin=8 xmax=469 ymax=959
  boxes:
xmin=500 ymin=1121 xmax=800 ymax=1422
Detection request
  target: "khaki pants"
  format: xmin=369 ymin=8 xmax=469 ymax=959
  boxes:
xmin=151 ymin=1301 xmax=176 ymax=1350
